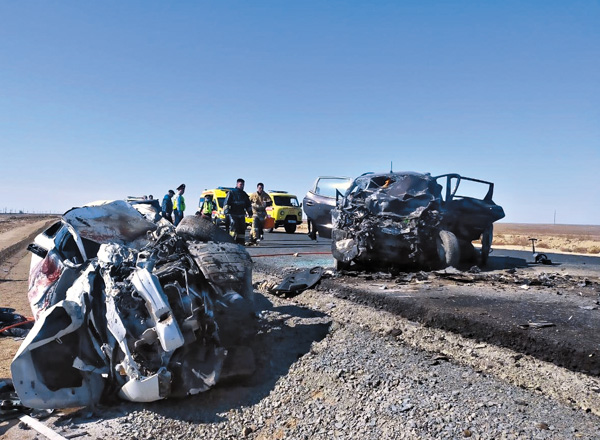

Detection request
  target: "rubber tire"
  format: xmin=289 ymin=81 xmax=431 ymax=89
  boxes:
xmin=436 ymin=230 xmax=460 ymax=268
xmin=284 ymin=224 xmax=297 ymax=234
xmin=176 ymin=216 xmax=234 ymax=243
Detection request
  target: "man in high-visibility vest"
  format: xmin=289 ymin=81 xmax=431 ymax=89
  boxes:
xmin=197 ymin=194 xmax=216 ymax=220
xmin=173 ymin=184 xmax=186 ymax=226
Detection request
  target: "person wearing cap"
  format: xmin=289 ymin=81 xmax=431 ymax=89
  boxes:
xmin=161 ymin=189 xmax=175 ymax=222
xmin=248 ymin=182 xmax=272 ymax=244
xmin=197 ymin=194 xmax=217 ymax=220
xmin=223 ymin=178 xmax=252 ymax=245
xmin=173 ymin=184 xmax=186 ymax=226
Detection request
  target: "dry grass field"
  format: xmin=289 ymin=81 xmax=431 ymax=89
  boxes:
xmin=493 ymin=223 xmax=600 ymax=255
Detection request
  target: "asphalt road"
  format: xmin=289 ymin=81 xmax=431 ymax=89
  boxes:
xmin=248 ymin=229 xmax=600 ymax=270
xmin=249 ymin=230 xmax=600 ymax=377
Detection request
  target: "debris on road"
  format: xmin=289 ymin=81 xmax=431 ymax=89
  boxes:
xmin=518 ymin=322 xmax=556 ymax=329
xmin=529 ymin=238 xmax=553 ymax=265
xmin=0 ymin=308 xmax=33 ymax=337
xmin=258 ymin=266 xmax=324 ymax=297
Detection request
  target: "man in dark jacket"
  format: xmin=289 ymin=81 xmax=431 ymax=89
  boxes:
xmin=161 ymin=189 xmax=175 ymax=222
xmin=223 ymin=178 xmax=252 ymax=245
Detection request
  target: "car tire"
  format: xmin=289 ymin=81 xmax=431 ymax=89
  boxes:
xmin=436 ymin=230 xmax=460 ymax=268
xmin=480 ymin=225 xmax=493 ymax=266
xmin=284 ymin=224 xmax=297 ymax=234
xmin=266 ymin=228 xmax=274 ymax=233
xmin=176 ymin=216 xmax=234 ymax=243
xmin=186 ymin=241 xmax=253 ymax=301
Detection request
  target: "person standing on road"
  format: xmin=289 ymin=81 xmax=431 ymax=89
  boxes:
xmin=223 ymin=178 xmax=252 ymax=245
xmin=248 ymin=182 xmax=272 ymax=244
xmin=197 ymin=194 xmax=217 ymax=220
xmin=161 ymin=189 xmax=175 ymax=222
xmin=173 ymin=184 xmax=186 ymax=226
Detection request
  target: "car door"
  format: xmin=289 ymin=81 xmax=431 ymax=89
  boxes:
xmin=303 ymin=177 xmax=352 ymax=238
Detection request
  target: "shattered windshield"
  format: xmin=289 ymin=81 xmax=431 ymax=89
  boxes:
xmin=349 ymin=174 xmax=438 ymax=199
xmin=345 ymin=173 xmax=442 ymax=217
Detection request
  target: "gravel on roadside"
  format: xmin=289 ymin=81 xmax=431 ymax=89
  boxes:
xmin=5 ymin=269 xmax=594 ymax=440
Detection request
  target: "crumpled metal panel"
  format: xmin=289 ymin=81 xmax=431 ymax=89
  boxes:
xmin=331 ymin=171 xmax=505 ymax=269
xmin=63 ymin=200 xmax=156 ymax=246
xmin=12 ymin=264 xmax=106 ymax=409
xmin=333 ymin=173 xmax=443 ymax=267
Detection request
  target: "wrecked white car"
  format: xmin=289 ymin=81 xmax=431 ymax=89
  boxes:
xmin=12 ymin=200 xmax=253 ymax=409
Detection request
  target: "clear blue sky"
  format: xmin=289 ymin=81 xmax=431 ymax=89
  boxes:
xmin=1 ymin=1 xmax=598 ymax=224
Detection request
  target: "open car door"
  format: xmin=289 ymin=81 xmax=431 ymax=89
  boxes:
xmin=435 ymin=174 xmax=505 ymax=265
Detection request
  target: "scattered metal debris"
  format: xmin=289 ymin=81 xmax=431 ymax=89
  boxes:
xmin=11 ymin=201 xmax=255 ymax=409
xmin=0 ymin=308 xmax=33 ymax=337
xmin=18 ymin=414 xmax=67 ymax=440
xmin=518 ymin=322 xmax=555 ymax=329
xmin=339 ymin=266 xmax=600 ymax=295
xmin=260 ymin=266 xmax=324 ymax=297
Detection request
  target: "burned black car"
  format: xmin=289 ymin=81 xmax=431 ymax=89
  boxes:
xmin=330 ymin=171 xmax=505 ymax=270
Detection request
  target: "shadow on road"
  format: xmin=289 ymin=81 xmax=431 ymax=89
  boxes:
xmin=62 ymin=292 xmax=331 ymax=425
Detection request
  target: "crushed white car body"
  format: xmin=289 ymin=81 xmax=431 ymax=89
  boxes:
xmin=12 ymin=200 xmax=254 ymax=409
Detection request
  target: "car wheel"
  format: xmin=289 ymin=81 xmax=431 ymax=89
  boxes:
xmin=176 ymin=216 xmax=234 ymax=243
xmin=284 ymin=224 xmax=297 ymax=234
xmin=436 ymin=230 xmax=460 ymax=268
xmin=481 ymin=225 xmax=493 ymax=266
xmin=186 ymin=241 xmax=253 ymax=300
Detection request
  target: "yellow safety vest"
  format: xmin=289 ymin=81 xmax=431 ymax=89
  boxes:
xmin=173 ymin=195 xmax=186 ymax=211
xmin=202 ymin=200 xmax=213 ymax=215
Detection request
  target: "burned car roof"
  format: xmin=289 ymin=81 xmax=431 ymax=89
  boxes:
xmin=342 ymin=172 xmax=443 ymax=218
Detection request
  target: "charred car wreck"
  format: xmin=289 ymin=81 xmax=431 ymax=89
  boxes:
xmin=330 ymin=172 xmax=505 ymax=270
xmin=12 ymin=200 xmax=254 ymax=409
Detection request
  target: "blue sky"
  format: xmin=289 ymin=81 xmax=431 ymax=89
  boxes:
xmin=1 ymin=1 xmax=598 ymax=224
